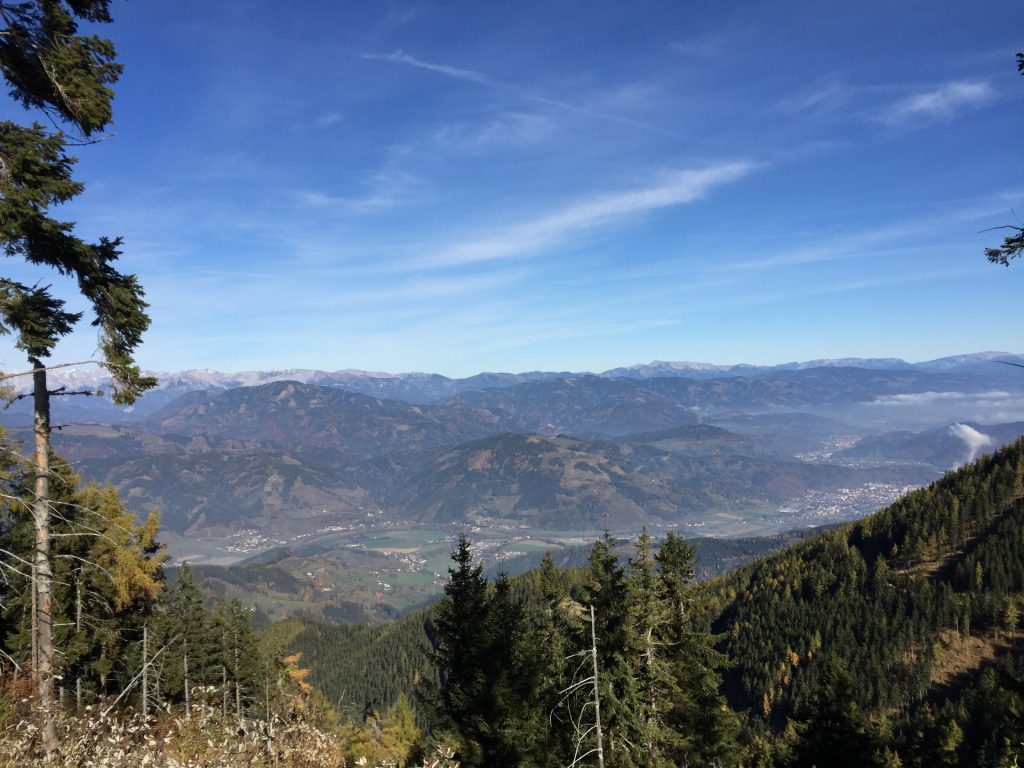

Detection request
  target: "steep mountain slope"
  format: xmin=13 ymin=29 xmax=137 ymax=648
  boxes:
xmin=143 ymin=381 xmax=498 ymax=454
xmin=707 ymin=437 xmax=1024 ymax=763
xmin=378 ymin=432 xmax=934 ymax=529
xmin=616 ymin=423 xmax=778 ymax=458
xmin=41 ymin=420 xmax=935 ymax=535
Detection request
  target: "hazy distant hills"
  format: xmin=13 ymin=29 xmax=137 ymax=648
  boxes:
xmin=832 ymin=420 xmax=1024 ymax=469
xmin=39 ymin=422 xmax=940 ymax=535
xmin=2 ymin=350 xmax=1021 ymax=425
xmin=1 ymin=351 xmax=1019 ymax=537
xmin=379 ymin=431 xmax=935 ymax=528
xmin=142 ymin=381 xmax=498 ymax=455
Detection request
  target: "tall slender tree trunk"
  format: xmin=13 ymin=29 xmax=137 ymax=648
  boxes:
xmin=222 ymin=617 xmax=228 ymax=718
xmin=31 ymin=360 xmax=57 ymax=755
xmin=30 ymin=563 xmax=37 ymax=674
xmin=234 ymin=628 xmax=242 ymax=723
xmin=76 ymin=576 xmax=83 ymax=715
xmin=590 ymin=605 xmax=605 ymax=768
xmin=141 ymin=622 xmax=149 ymax=719
xmin=183 ymin=637 xmax=191 ymax=718
xmin=100 ymin=643 xmax=107 ymax=693
xmin=644 ymin=626 xmax=656 ymax=755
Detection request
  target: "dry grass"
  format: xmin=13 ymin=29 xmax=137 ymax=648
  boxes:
xmin=930 ymin=629 xmax=1013 ymax=688
xmin=0 ymin=704 xmax=460 ymax=768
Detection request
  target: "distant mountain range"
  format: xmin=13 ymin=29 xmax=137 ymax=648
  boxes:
xmin=1 ymin=351 xmax=1021 ymax=539
xmin=3 ymin=351 xmax=1021 ymax=421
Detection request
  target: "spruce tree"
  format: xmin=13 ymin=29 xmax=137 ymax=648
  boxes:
xmin=535 ymin=551 xmax=579 ymax=766
xmin=581 ymin=532 xmax=636 ymax=768
xmin=157 ymin=564 xmax=217 ymax=713
xmin=627 ymin=529 xmax=680 ymax=766
xmin=428 ymin=533 xmax=491 ymax=765
xmin=656 ymin=532 xmax=739 ymax=766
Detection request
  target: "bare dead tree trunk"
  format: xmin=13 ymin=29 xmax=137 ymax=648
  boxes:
xmin=100 ymin=643 xmax=107 ymax=693
xmin=32 ymin=359 xmax=57 ymax=755
xmin=234 ymin=627 xmax=242 ymax=723
xmin=141 ymin=623 xmax=150 ymax=718
xmin=141 ymin=622 xmax=149 ymax=719
xmin=76 ymin=576 xmax=83 ymax=715
xmin=644 ymin=625 xmax=656 ymax=755
xmin=590 ymin=605 xmax=605 ymax=768
xmin=183 ymin=636 xmax=191 ymax=718
xmin=222 ymin=615 xmax=229 ymax=719
xmin=30 ymin=563 xmax=37 ymax=674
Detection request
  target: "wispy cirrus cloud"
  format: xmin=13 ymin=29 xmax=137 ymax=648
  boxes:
xmin=296 ymin=165 xmax=428 ymax=214
xmin=433 ymin=111 xmax=554 ymax=150
xmin=777 ymin=80 xmax=854 ymax=115
xmin=669 ymin=32 xmax=729 ymax=59
xmin=362 ymin=50 xmax=683 ymax=137
xmin=381 ymin=4 xmax=424 ymax=28
xmin=879 ymin=79 xmax=995 ymax=126
xmin=311 ymin=111 xmax=343 ymax=129
xmin=295 ymin=143 xmax=430 ymax=214
xmin=421 ymin=161 xmax=756 ymax=267
xmin=363 ymin=50 xmax=496 ymax=85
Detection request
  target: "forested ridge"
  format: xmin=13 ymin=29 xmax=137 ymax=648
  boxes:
xmin=707 ymin=436 xmax=1024 ymax=766
xmin=277 ymin=438 xmax=1024 ymax=767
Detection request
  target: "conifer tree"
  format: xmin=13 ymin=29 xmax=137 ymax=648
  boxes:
xmin=627 ymin=529 xmax=680 ymax=766
xmin=428 ymin=533 xmax=492 ymax=766
xmin=158 ymin=564 xmax=217 ymax=714
xmin=580 ymin=532 xmax=637 ymax=768
xmin=785 ymin=655 xmax=886 ymax=768
xmin=0 ymin=2 xmax=155 ymax=751
xmin=656 ymin=532 xmax=739 ymax=766
xmin=535 ymin=551 xmax=580 ymax=766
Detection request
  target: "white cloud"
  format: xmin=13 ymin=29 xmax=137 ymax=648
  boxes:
xmin=433 ymin=112 xmax=554 ymax=151
xmin=880 ymin=80 xmax=995 ymax=126
xmin=381 ymin=5 xmax=423 ymax=27
xmin=777 ymin=80 xmax=853 ymax=114
xmin=870 ymin=390 xmax=1011 ymax=406
xmin=363 ymin=50 xmax=683 ymax=137
xmin=362 ymin=50 xmax=495 ymax=85
xmin=312 ymin=112 xmax=343 ymax=129
xmin=949 ymin=422 xmax=994 ymax=462
xmin=422 ymin=162 xmax=756 ymax=267
xmin=295 ymin=147 xmax=428 ymax=214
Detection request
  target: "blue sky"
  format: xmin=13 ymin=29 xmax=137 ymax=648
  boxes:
xmin=1 ymin=0 xmax=1022 ymax=377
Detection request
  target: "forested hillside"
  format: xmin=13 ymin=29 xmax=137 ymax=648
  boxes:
xmin=3 ymin=425 xmax=1020 ymax=766
xmin=710 ymin=436 xmax=1024 ymax=766
xmin=279 ymin=438 xmax=1024 ymax=767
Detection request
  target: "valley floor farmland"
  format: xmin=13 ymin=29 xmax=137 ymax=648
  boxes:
xmin=176 ymin=484 xmax=902 ymax=623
